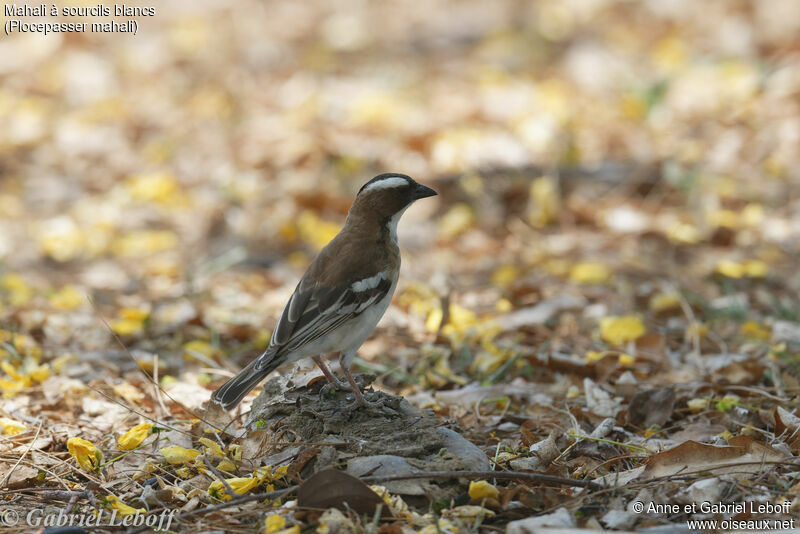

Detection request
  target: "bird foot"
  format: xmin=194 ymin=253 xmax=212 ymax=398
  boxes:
xmin=319 ymin=378 xmax=354 ymax=399
xmin=342 ymin=392 xmax=387 ymax=413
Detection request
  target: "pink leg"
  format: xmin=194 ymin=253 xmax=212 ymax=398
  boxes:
xmin=313 ymin=356 xmax=351 ymax=390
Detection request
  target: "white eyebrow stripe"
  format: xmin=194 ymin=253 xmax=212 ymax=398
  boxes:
xmin=362 ymin=177 xmax=409 ymax=192
xmin=351 ymin=272 xmax=385 ymax=292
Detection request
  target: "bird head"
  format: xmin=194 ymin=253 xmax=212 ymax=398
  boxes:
xmin=347 ymin=173 xmax=437 ymax=230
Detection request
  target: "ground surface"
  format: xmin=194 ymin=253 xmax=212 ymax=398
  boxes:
xmin=1 ymin=0 xmax=800 ymax=532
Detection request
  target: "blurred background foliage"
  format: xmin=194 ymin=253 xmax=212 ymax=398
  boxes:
xmin=0 ymin=0 xmax=799 ymax=391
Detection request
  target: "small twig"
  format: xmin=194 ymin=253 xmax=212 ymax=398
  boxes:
xmin=567 ymin=433 xmax=649 ymax=453
xmin=40 ymin=489 xmax=98 ymax=509
xmin=153 ymin=352 xmax=169 ymax=416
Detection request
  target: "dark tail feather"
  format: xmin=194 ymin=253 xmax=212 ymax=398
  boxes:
xmin=212 ymin=353 xmax=279 ymax=410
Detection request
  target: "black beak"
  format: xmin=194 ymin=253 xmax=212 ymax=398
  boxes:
xmin=413 ymin=183 xmax=437 ymax=200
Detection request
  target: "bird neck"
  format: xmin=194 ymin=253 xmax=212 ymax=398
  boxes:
xmin=344 ymin=206 xmax=407 ymax=247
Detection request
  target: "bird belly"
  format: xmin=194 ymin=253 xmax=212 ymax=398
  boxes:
xmin=289 ymin=281 xmax=396 ymax=359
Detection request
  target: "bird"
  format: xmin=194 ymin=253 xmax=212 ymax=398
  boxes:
xmin=212 ymin=173 xmax=437 ymax=411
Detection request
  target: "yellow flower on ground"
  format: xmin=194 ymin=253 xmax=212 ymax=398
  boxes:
xmin=49 ymin=285 xmax=84 ymax=310
xmin=126 ymin=171 xmax=181 ymax=204
xmin=585 ymin=350 xmax=608 ymax=363
xmin=716 ymin=258 xmax=768 ymax=279
xmin=491 ymin=265 xmax=519 ymax=287
xmin=469 ymin=480 xmax=499 ymax=500
xmin=0 ymin=361 xmax=23 ymax=381
xmin=111 ymin=230 xmax=178 ymax=258
xmin=0 ymin=357 xmax=49 ymax=397
xmin=0 ymin=273 xmax=33 ymax=306
xmin=255 ymin=464 xmax=289 ymax=483
xmin=217 ymin=459 xmax=237 ymax=472
xmin=159 ymin=445 xmax=201 ymax=464
xmin=110 ymin=307 xmax=150 ymax=335
xmin=67 ymin=437 xmax=103 ymax=472
xmin=198 ymin=437 xmax=225 ymax=457
xmin=740 ymin=321 xmax=771 ymax=340
xmin=104 ymin=495 xmax=145 ymax=516
xmin=0 ymin=417 xmax=26 ymax=435
xmin=667 ymin=222 xmax=700 ymax=244
xmin=716 ymin=259 xmax=743 ymax=278
xmin=686 ymin=322 xmax=708 ymax=339
xmin=118 ymin=423 xmax=153 ymax=450
xmin=208 ymin=476 xmax=259 ymax=501
xmin=600 ymin=316 xmax=646 ymax=346
xmin=649 ymin=292 xmax=680 ymax=312
xmin=528 ymin=176 xmax=560 ymax=228
xmin=113 ymin=382 xmax=145 ymax=404
xmin=264 ymin=514 xmax=286 ymax=533
xmin=687 ymin=398 xmax=710 ymax=413
xmin=618 ymin=353 xmax=636 ymax=366
xmin=742 ymin=259 xmax=768 ymax=278
xmin=418 ymin=518 xmax=458 ymax=534
xmin=569 ymin=262 xmax=611 ymax=284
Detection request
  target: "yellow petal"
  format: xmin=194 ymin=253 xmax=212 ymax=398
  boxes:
xmin=217 ymin=459 xmax=236 ymax=472
xmin=0 ymin=273 xmax=33 ymax=306
xmin=112 ymin=230 xmax=178 ymax=258
xmin=528 ymin=176 xmax=560 ymax=228
xmin=127 ymin=171 xmax=180 ymax=204
xmin=585 ymin=350 xmax=608 ymax=363
xmin=0 ymin=378 xmax=26 ymax=397
xmin=667 ymin=222 xmax=700 ymax=244
xmin=649 ymin=292 xmax=680 ymax=312
xmin=49 ymin=285 xmax=84 ymax=310
xmin=599 ymin=316 xmax=646 ymax=346
xmin=740 ymin=321 xmax=771 ymax=340
xmin=742 ymin=259 xmax=768 ymax=278
xmin=159 ymin=445 xmax=201 ymax=464
xmin=468 ymin=480 xmax=499 ymax=500
xmin=491 ymin=265 xmax=518 ymax=287
xmin=618 ymin=353 xmax=636 ymax=366
xmin=255 ymin=464 xmax=289 ymax=482
xmin=716 ymin=259 xmax=743 ymax=278
xmin=29 ymin=363 xmax=50 ymax=383
xmin=113 ymin=382 xmax=145 ymax=404
xmin=569 ymin=262 xmax=611 ymax=284
xmin=198 ymin=437 xmax=225 ymax=458
xmin=687 ymin=398 xmax=709 ymax=413
xmin=67 ymin=437 xmax=103 ymax=472
xmin=208 ymin=476 xmax=259 ymax=501
xmin=104 ymin=495 xmax=145 ymax=516
xmin=1 ymin=361 xmax=24 ymax=381
xmin=118 ymin=423 xmax=153 ymax=450
xmin=265 ymin=514 xmax=286 ymax=533
xmin=0 ymin=417 xmax=26 ymax=435
xmin=110 ymin=319 xmax=146 ymax=336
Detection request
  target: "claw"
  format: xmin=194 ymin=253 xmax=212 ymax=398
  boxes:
xmin=342 ymin=392 xmax=386 ymax=413
xmin=319 ymin=379 xmax=353 ymax=399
